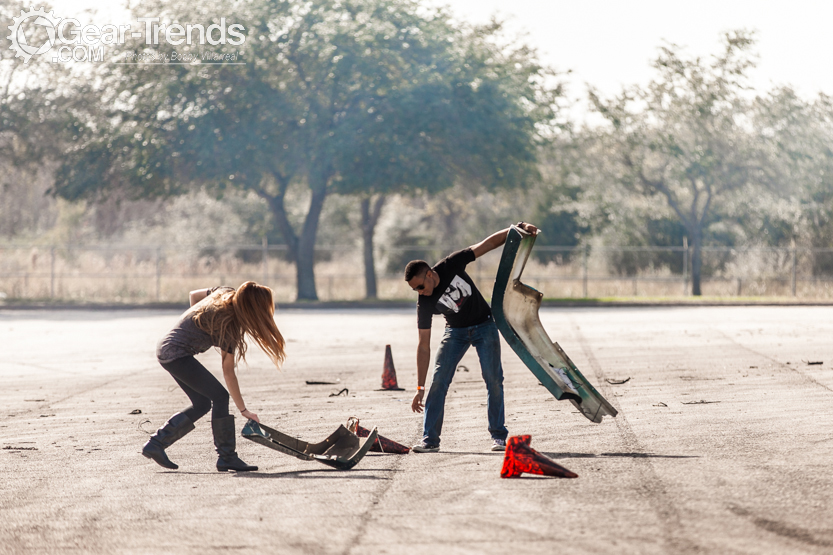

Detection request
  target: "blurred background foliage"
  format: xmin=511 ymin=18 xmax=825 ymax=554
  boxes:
xmin=1 ymin=0 xmax=832 ymax=298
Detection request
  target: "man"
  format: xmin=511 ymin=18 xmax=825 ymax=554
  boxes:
xmin=405 ymin=222 xmax=538 ymax=453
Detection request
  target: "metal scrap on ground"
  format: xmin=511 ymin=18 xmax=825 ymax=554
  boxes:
xmin=606 ymin=377 xmax=631 ymax=385
xmin=241 ymin=419 xmax=378 ymax=470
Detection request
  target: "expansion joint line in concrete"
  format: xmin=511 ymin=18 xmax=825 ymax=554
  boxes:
xmin=568 ymin=318 xmax=699 ymax=554
xmin=340 ymin=418 xmax=422 ymax=555
xmin=2 ymin=367 xmax=156 ymax=422
xmin=712 ymin=329 xmax=833 ymax=394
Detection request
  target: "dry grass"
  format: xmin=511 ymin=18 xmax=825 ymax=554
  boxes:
xmin=1 ymin=244 xmax=832 ymax=303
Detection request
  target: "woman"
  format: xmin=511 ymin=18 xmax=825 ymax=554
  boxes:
xmin=143 ymin=281 xmax=286 ymax=472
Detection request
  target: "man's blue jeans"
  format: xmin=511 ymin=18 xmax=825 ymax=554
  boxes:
xmin=422 ymin=317 xmax=508 ymax=446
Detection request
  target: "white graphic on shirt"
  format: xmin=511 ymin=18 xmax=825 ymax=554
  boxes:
xmin=437 ymin=275 xmax=472 ymax=314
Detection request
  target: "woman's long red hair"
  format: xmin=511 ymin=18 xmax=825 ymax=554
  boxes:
xmin=193 ymin=281 xmax=286 ymax=368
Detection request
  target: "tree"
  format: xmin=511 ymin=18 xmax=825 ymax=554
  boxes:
xmin=752 ymin=88 xmax=833 ymax=274
xmin=531 ymin=132 xmax=592 ymax=264
xmin=330 ymin=18 xmax=559 ymax=297
xmin=590 ymin=31 xmax=765 ymax=295
xmin=0 ymin=1 xmax=89 ymax=237
xmin=51 ymin=0 xmax=556 ymax=300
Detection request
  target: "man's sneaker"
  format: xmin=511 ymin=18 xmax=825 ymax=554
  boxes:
xmin=412 ymin=442 xmax=440 ymax=453
xmin=491 ymin=439 xmax=506 ymax=452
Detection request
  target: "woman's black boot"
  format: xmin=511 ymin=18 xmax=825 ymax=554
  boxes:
xmin=212 ymin=415 xmax=258 ymax=472
xmin=142 ymin=412 xmax=195 ymax=470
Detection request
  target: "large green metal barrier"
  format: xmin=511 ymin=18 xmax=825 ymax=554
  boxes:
xmin=491 ymin=226 xmax=617 ymax=423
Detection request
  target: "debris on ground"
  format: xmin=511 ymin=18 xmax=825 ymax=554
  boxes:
xmin=129 ymin=409 xmax=142 ymax=415
xmin=802 ymin=360 xmax=823 ymax=365
xmin=305 ymin=380 xmax=340 ymax=385
xmin=3 ymin=446 xmax=38 ymax=451
xmin=242 ymin=419 xmax=377 ymax=470
xmin=605 ymin=377 xmax=631 ymax=385
xmin=457 ymin=365 xmax=469 ymax=372
xmin=653 ymin=402 xmax=668 ymax=407
xmin=682 ymin=400 xmax=721 ymax=405
xmin=329 ymin=388 xmax=349 ymax=397
xmin=500 ymin=435 xmax=577 ymax=479
xmin=346 ymin=417 xmax=410 ymax=454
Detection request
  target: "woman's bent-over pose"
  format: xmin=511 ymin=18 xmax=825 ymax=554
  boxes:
xmin=143 ymin=281 xmax=285 ymax=472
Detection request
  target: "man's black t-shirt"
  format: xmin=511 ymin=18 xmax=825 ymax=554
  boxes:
xmin=417 ymin=248 xmax=491 ymax=330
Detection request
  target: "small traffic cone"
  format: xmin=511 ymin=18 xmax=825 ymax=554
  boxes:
xmin=500 ymin=435 xmax=578 ymax=479
xmin=356 ymin=425 xmax=411 ymax=454
xmin=346 ymin=417 xmax=410 ymax=454
xmin=380 ymin=345 xmax=404 ymax=391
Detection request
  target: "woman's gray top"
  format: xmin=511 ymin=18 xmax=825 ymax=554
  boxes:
xmin=156 ymin=286 xmax=235 ymax=363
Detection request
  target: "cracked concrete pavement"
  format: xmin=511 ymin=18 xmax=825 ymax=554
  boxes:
xmin=1 ymin=306 xmax=832 ymax=554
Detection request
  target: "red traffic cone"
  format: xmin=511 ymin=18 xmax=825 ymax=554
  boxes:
xmin=346 ymin=417 xmax=411 ymax=454
xmin=380 ymin=344 xmax=404 ymax=391
xmin=500 ymin=435 xmax=578 ymax=479
xmin=356 ymin=425 xmax=411 ymax=454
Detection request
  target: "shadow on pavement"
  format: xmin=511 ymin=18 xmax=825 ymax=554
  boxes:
xmin=422 ymin=451 xmax=505 ymax=456
xmin=542 ymin=452 xmax=699 ymax=459
xmin=234 ymin=468 xmax=398 ymax=479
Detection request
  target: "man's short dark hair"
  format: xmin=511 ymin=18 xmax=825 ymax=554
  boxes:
xmin=404 ymin=260 xmax=430 ymax=281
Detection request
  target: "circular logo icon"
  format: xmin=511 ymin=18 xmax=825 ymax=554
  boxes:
xmin=7 ymin=7 xmax=61 ymax=63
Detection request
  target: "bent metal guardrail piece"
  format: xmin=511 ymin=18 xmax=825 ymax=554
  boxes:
xmin=241 ymin=419 xmax=378 ymax=470
xmin=491 ymin=226 xmax=617 ymax=423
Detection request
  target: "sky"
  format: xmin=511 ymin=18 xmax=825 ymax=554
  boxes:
xmin=48 ymin=0 xmax=833 ymax=118
xmin=430 ymin=0 xmax=833 ymax=113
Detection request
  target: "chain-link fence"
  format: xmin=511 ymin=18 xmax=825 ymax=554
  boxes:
xmin=2 ymin=242 xmax=833 ymax=303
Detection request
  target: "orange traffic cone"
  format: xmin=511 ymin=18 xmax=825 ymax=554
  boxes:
xmin=347 ymin=418 xmax=411 ymax=454
xmin=500 ymin=435 xmax=578 ymax=479
xmin=380 ymin=345 xmax=404 ymax=391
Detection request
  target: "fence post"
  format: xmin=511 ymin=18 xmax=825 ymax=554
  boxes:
xmin=737 ymin=277 xmax=742 ymax=297
xmin=791 ymin=247 xmax=797 ymax=297
xmin=262 ymin=237 xmax=269 ymax=286
xmin=582 ymin=245 xmax=588 ymax=298
xmin=155 ymin=248 xmax=161 ymax=302
xmin=50 ymin=246 xmax=55 ymax=299
xmin=682 ymin=237 xmax=688 ymax=296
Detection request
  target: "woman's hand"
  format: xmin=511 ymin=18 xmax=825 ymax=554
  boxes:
xmin=241 ymin=408 xmax=259 ymax=423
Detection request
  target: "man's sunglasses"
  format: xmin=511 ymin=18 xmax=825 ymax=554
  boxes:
xmin=411 ymin=271 xmax=431 ymax=292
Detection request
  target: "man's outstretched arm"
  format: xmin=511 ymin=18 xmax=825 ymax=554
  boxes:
xmin=470 ymin=222 xmax=538 ymax=259
xmin=412 ymin=328 xmax=431 ymax=413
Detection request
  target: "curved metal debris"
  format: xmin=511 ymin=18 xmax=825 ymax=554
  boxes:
xmin=242 ymin=419 xmax=378 ymax=470
xmin=491 ymin=226 xmax=617 ymax=423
